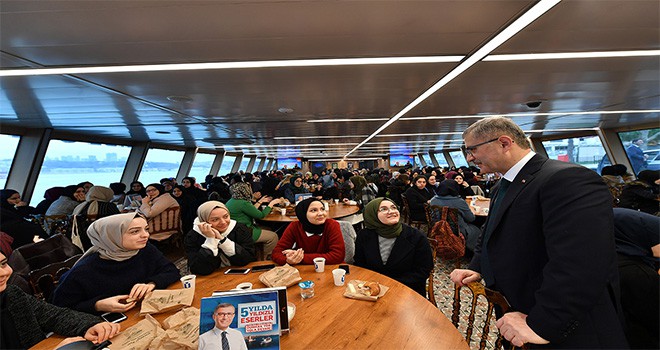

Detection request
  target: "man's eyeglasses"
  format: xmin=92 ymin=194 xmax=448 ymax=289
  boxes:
xmin=461 ymin=138 xmax=499 ymax=156
xmin=378 ymin=205 xmax=399 ymax=213
xmin=215 ymin=312 xmax=235 ymax=317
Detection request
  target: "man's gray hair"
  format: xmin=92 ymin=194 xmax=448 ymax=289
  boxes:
xmin=214 ymin=303 xmax=235 ymax=313
xmin=463 ymin=116 xmax=530 ymax=149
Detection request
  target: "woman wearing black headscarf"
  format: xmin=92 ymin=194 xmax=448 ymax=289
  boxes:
xmin=0 ymin=190 xmax=48 ymax=249
xmin=34 ymin=187 xmax=65 ymax=215
xmin=618 ymin=170 xmax=659 ymax=215
xmin=46 ymin=185 xmax=86 ymax=216
xmin=139 ymin=183 xmax=180 ymax=242
xmin=125 ymin=181 xmax=147 ymax=198
xmin=403 ymin=176 xmax=433 ymax=222
xmin=353 ymin=198 xmax=433 ymax=296
xmin=272 ymin=198 xmax=345 ymax=266
xmin=430 ymin=179 xmax=481 ymax=252
xmin=284 ymin=175 xmax=307 ymax=203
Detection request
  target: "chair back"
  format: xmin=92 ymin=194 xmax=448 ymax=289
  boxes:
xmin=452 ymin=281 xmax=527 ymax=350
xmin=29 ymin=254 xmax=82 ymax=301
xmin=7 ymin=234 xmax=82 ymax=299
xmin=337 ymin=220 xmax=356 ymax=264
xmin=147 ymin=206 xmax=182 ymax=243
xmin=400 ymin=194 xmax=427 ymax=230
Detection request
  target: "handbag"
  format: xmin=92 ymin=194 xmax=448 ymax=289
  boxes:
xmin=429 ymin=207 xmax=465 ymax=261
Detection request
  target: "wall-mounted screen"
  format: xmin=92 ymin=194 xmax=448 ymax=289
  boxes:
xmin=277 ymin=157 xmax=302 ymax=169
xmin=389 ymin=154 xmax=414 ymax=167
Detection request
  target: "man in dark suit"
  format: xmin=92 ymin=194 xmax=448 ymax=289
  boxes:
xmin=450 ymin=117 xmax=627 ymax=348
xmin=625 ymin=138 xmax=648 ymax=174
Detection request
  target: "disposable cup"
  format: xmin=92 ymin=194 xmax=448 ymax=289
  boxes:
xmin=332 ymin=268 xmax=346 ymax=286
xmin=334 ymin=199 xmax=339 ymax=205
xmin=313 ymin=257 xmax=326 ymax=272
xmin=236 ymin=282 xmax=253 ymax=290
xmin=180 ymin=274 xmax=196 ymax=289
xmin=280 ymin=208 xmax=286 ymax=215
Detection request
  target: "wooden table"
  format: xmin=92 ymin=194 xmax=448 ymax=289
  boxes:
xmin=260 ymin=202 xmax=360 ymax=223
xmin=33 ymin=263 xmax=468 ymax=350
xmin=466 ymin=196 xmax=490 ymax=217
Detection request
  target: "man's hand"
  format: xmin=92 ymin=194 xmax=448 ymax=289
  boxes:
xmin=496 ymin=312 xmax=549 ymax=347
xmin=84 ymin=322 xmax=121 ymax=344
xmin=449 ymin=269 xmax=481 ymax=286
xmin=94 ymin=295 xmax=136 ymax=313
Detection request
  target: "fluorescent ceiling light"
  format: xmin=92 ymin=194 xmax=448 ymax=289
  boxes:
xmin=344 ymin=0 xmax=561 ymax=157
xmin=485 ymin=50 xmax=660 ymax=61
xmin=273 ymin=134 xmax=368 ymax=140
xmin=0 ymin=55 xmax=463 ymax=77
xmin=376 ymin=132 xmax=463 ymax=137
xmin=307 ymin=118 xmax=388 ymax=123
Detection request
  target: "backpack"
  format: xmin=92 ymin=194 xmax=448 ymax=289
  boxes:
xmin=429 ymin=207 xmax=465 ymax=261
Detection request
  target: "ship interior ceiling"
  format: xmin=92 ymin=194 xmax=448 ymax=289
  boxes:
xmin=1 ymin=1 xmax=659 ymax=192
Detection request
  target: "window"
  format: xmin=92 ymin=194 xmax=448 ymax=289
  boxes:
xmin=618 ymin=128 xmax=660 ymax=175
xmin=421 ymin=153 xmax=434 ymax=167
xmin=141 ymin=148 xmax=185 ymax=185
xmin=0 ymin=134 xmax=20 ymax=189
xmin=541 ymin=136 xmax=608 ymax=172
xmin=219 ymin=155 xmax=237 ymax=175
xmin=449 ymin=150 xmax=468 ymax=167
xmin=31 ymin=140 xmax=131 ymax=206
xmin=238 ymin=156 xmax=252 ymax=172
xmin=189 ymin=152 xmax=216 ymax=183
xmin=432 ymin=152 xmax=449 ymax=168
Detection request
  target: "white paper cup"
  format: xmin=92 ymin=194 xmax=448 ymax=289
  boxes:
xmin=334 ymin=199 xmax=339 ymax=205
xmin=332 ymin=268 xmax=346 ymax=286
xmin=280 ymin=208 xmax=286 ymax=215
xmin=180 ymin=274 xmax=196 ymax=289
xmin=313 ymin=257 xmax=326 ymax=272
xmin=236 ymin=282 xmax=253 ymax=290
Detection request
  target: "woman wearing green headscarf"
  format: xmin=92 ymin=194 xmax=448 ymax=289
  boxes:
xmin=353 ymin=197 xmax=433 ymax=296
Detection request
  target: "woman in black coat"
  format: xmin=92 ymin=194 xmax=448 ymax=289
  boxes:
xmin=403 ymin=176 xmax=433 ymax=222
xmin=354 ymin=198 xmax=433 ymax=296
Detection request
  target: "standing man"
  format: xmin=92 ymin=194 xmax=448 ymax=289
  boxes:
xmin=199 ymin=303 xmax=248 ymax=350
xmin=450 ymin=117 xmax=627 ymax=348
xmin=625 ymin=138 xmax=648 ymax=174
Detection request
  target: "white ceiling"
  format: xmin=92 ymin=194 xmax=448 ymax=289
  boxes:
xmin=1 ymin=0 xmax=658 ymax=159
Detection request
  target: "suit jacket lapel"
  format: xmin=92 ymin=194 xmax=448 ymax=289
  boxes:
xmin=484 ymin=154 xmax=547 ymax=242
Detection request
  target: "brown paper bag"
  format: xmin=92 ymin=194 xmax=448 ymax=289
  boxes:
xmin=140 ymin=288 xmax=195 ymax=315
xmin=149 ymin=307 xmax=200 ymax=349
xmin=343 ymin=279 xmax=389 ymax=302
xmin=108 ymin=314 xmax=163 ymax=350
xmin=258 ymin=263 xmax=302 ymax=287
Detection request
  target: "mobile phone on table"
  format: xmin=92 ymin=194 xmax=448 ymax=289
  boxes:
xmin=101 ymin=312 xmax=127 ymax=323
xmin=224 ymin=268 xmax=251 ymax=275
xmin=251 ymin=264 xmax=275 ymax=272
xmin=339 ymin=264 xmax=350 ymax=274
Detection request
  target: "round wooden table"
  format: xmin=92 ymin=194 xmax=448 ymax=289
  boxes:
xmin=32 ymin=263 xmax=468 ymax=350
xmin=260 ymin=202 xmax=360 ymax=223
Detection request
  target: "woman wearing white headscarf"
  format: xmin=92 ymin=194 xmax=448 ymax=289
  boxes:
xmin=52 ymin=213 xmax=180 ymax=314
xmin=184 ymin=201 xmax=256 ymax=275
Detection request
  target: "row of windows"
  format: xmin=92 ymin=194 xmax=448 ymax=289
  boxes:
xmin=1 ymin=127 xmax=658 ymax=205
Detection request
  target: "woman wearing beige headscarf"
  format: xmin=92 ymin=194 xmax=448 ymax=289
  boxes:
xmin=71 ymin=186 xmax=121 ymax=250
xmin=52 ymin=213 xmax=180 ymax=314
xmin=184 ymin=201 xmax=256 ymax=275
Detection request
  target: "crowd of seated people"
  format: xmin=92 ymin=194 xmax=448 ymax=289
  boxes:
xmin=9 ymin=159 xmax=660 ymax=349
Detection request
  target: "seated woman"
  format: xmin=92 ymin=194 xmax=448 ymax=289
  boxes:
xmin=618 ymin=170 xmax=659 ymax=215
xmin=125 ymin=181 xmax=147 ymax=198
xmin=403 ymin=176 xmax=433 ymax=222
xmin=109 ymin=182 xmax=126 ymax=206
xmin=226 ymin=182 xmax=284 ymax=259
xmin=272 ymin=198 xmax=345 ymax=266
xmin=0 ymin=189 xmax=48 ymax=249
xmin=284 ymin=175 xmax=307 ymax=203
xmin=46 ymin=184 xmax=86 ymax=216
xmin=52 ymin=213 xmax=180 ymax=314
xmin=0 ymin=249 xmax=121 ymax=349
xmin=139 ymin=183 xmax=180 ymax=242
xmin=184 ymin=201 xmax=256 ymax=276
xmin=71 ymin=186 xmax=121 ymax=250
xmin=430 ymin=180 xmax=481 ymax=252
xmin=452 ymin=173 xmax=475 ymax=198
xmin=34 ymin=186 xmax=65 ymax=215
xmin=353 ymin=198 xmax=433 ymax=296
xmin=172 ymin=184 xmax=197 ymax=234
